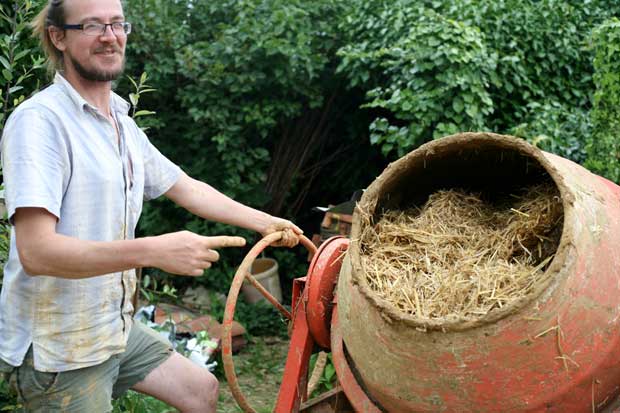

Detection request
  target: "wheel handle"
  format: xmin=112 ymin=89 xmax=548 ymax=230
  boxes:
xmin=222 ymin=232 xmax=317 ymax=413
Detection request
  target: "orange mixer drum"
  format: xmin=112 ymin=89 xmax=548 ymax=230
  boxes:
xmin=336 ymin=133 xmax=620 ymax=412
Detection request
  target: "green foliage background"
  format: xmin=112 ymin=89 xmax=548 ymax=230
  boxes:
xmin=337 ymin=0 xmax=616 ymax=157
xmin=586 ymin=17 xmax=620 ymax=181
xmin=0 ymin=0 xmax=619 ymax=324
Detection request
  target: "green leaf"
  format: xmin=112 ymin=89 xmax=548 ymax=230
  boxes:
xmin=465 ymin=105 xmax=478 ymax=118
xmin=13 ymin=49 xmax=30 ymax=62
xmin=8 ymin=85 xmax=23 ymax=94
xmin=452 ymin=97 xmax=464 ymax=113
xmin=126 ymin=75 xmax=138 ymax=90
xmin=2 ymin=69 xmax=12 ymax=82
xmin=324 ymin=363 xmax=336 ymax=381
xmin=134 ymin=110 xmax=156 ymax=117
xmin=0 ymin=55 xmax=9 ymax=71
xmin=129 ymin=93 xmax=138 ymax=107
xmin=1 ymin=405 xmax=22 ymax=411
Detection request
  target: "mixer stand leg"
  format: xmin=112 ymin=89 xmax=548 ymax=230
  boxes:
xmin=300 ymin=385 xmax=355 ymax=413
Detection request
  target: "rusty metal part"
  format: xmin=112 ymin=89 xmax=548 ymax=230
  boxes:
xmin=300 ymin=386 xmax=355 ymax=413
xmin=222 ymin=232 xmax=317 ymax=413
xmin=331 ymin=305 xmax=382 ymax=413
xmin=275 ymin=283 xmax=314 ymax=413
xmin=222 ymin=232 xmax=316 ymax=413
xmin=305 ymin=236 xmax=349 ymax=349
xmin=243 ymin=270 xmax=292 ymax=320
xmin=341 ymin=133 xmax=620 ymax=412
xmin=275 ymin=236 xmax=348 ymax=412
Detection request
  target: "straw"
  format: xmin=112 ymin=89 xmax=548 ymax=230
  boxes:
xmin=358 ymin=183 xmax=563 ymax=324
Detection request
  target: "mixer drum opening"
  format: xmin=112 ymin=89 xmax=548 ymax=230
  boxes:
xmin=353 ymin=132 xmax=566 ymax=330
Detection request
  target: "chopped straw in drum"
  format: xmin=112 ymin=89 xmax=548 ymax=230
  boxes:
xmin=358 ymin=183 xmax=563 ymax=323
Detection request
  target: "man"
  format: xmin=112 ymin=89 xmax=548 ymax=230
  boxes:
xmin=0 ymin=0 xmax=301 ymax=411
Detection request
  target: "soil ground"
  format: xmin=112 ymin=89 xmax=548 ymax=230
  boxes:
xmin=217 ymin=336 xmax=289 ymax=413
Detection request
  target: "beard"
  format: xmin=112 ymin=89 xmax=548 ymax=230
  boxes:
xmin=68 ymin=49 xmax=125 ymax=82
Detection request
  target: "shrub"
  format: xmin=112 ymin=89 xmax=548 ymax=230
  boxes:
xmin=585 ymin=18 xmax=620 ymax=182
xmin=337 ymin=0 xmax=614 ymax=157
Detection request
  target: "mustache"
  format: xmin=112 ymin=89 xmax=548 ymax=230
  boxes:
xmin=94 ymin=45 xmax=123 ymax=54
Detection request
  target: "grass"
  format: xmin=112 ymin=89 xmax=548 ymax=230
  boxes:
xmin=216 ymin=336 xmax=289 ymax=413
xmin=112 ymin=391 xmax=172 ymax=413
xmin=0 ymin=377 xmax=20 ymax=412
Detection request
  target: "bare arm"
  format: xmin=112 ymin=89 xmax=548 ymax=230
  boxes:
xmin=165 ymin=172 xmax=302 ymax=246
xmin=14 ymin=207 xmax=245 ymax=279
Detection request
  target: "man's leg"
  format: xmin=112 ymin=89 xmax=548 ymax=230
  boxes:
xmin=113 ymin=321 xmax=218 ymax=413
xmin=7 ymin=346 xmax=120 ymax=412
xmin=132 ymin=352 xmax=218 ymax=413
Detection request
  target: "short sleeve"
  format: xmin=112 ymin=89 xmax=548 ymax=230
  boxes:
xmin=139 ymin=129 xmax=181 ymax=201
xmin=1 ymin=107 xmax=69 ymax=224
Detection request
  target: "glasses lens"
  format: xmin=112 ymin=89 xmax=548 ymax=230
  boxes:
xmin=79 ymin=22 xmax=130 ymax=36
xmin=110 ymin=22 xmax=131 ymax=35
xmin=83 ymin=23 xmax=103 ymax=36
xmin=111 ymin=22 xmax=124 ymax=34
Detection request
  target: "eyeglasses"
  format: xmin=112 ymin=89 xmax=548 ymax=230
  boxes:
xmin=62 ymin=22 xmax=132 ymax=36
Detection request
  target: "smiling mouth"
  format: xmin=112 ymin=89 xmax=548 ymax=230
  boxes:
xmin=94 ymin=46 xmax=122 ymax=56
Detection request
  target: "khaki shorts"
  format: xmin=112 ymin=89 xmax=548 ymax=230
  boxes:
xmin=0 ymin=321 xmax=173 ymax=412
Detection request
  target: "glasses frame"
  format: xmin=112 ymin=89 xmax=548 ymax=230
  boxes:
xmin=62 ymin=22 xmax=132 ymax=36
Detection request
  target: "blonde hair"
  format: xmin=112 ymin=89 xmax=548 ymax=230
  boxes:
xmin=31 ymin=0 xmax=67 ymax=75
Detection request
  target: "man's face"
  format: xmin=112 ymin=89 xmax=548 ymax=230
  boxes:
xmin=57 ymin=0 xmax=127 ymax=82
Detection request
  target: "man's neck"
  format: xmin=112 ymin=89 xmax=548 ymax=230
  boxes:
xmin=63 ymin=70 xmax=114 ymax=119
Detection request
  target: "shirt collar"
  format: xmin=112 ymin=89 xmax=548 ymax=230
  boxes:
xmin=53 ymin=72 xmax=131 ymax=116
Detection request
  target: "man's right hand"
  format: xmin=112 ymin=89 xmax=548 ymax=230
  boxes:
xmin=149 ymin=231 xmax=246 ymax=276
xmin=13 ymin=208 xmax=246 ymax=279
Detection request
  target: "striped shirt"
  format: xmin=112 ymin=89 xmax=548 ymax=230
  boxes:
xmin=0 ymin=73 xmax=181 ymax=372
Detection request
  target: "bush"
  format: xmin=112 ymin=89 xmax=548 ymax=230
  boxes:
xmin=585 ymin=18 xmax=620 ymax=182
xmin=337 ymin=0 xmax=614 ymax=157
xmin=121 ymin=0 xmax=381 ymax=296
xmin=339 ymin=6 xmax=497 ymax=157
xmin=0 ymin=0 xmax=45 ymax=128
xmin=510 ymin=101 xmax=590 ymax=164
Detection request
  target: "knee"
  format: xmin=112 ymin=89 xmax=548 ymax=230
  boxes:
xmin=194 ymin=370 xmax=218 ymax=412
xmin=204 ymin=370 xmax=218 ymax=401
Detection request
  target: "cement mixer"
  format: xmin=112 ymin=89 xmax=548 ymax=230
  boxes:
xmin=222 ymin=132 xmax=620 ymax=413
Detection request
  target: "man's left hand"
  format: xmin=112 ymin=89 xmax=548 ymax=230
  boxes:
xmin=261 ymin=218 xmax=303 ymax=248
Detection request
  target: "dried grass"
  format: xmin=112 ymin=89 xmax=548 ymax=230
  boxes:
xmin=358 ymin=183 xmax=563 ymax=323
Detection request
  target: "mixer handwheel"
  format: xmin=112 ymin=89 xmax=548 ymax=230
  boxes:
xmin=222 ymin=232 xmax=317 ymax=413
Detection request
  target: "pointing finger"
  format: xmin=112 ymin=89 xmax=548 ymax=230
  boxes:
xmin=204 ymin=236 xmax=246 ymax=249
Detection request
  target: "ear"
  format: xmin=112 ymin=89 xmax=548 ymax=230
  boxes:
xmin=48 ymin=26 xmax=67 ymax=52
